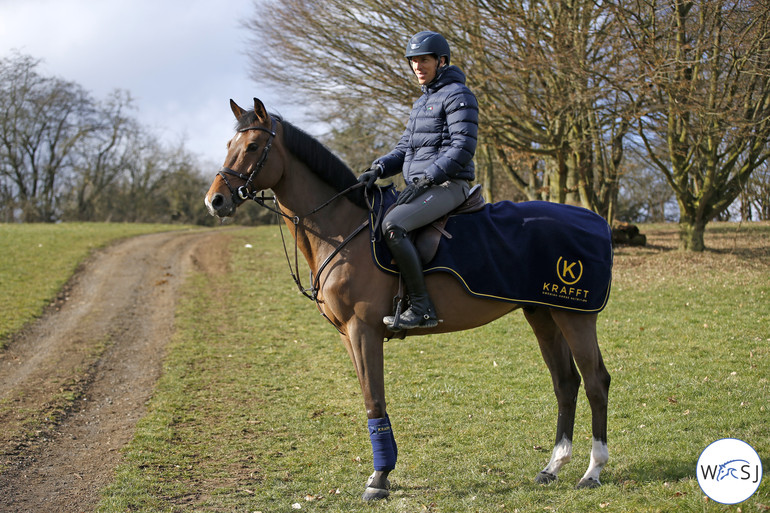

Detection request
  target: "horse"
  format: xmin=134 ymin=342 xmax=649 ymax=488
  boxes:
xmin=204 ymin=98 xmax=612 ymax=500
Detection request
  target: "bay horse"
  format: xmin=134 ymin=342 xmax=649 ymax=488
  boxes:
xmin=204 ymin=98 xmax=611 ymax=500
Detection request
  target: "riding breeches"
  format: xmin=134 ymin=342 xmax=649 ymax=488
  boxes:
xmin=382 ymin=178 xmax=470 ymax=233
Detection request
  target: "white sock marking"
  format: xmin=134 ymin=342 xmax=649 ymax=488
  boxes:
xmin=581 ymin=438 xmax=609 ymax=483
xmin=542 ymin=435 xmax=572 ymax=475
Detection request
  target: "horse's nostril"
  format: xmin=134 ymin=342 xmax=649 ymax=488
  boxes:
xmin=212 ymin=194 xmax=224 ymax=209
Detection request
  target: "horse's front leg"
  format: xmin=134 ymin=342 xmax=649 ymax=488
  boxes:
xmin=340 ymin=321 xmax=394 ymax=501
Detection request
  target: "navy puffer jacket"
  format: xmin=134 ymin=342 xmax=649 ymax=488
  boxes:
xmin=376 ymin=65 xmax=478 ymax=184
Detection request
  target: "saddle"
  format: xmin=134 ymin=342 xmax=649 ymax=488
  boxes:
xmin=411 ymin=184 xmax=485 ymax=263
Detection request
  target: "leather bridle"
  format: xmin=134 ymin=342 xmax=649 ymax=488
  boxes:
xmin=217 ymin=118 xmax=276 ymax=204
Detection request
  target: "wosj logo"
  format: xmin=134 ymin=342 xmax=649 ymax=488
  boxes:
xmin=697 ymin=438 xmax=763 ymax=504
xmin=542 ymin=256 xmax=589 ymax=302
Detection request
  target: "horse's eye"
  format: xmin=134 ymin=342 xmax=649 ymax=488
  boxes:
xmin=246 ymin=142 xmax=260 ymax=152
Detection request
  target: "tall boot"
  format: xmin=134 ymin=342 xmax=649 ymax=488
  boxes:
xmin=383 ymin=226 xmax=438 ymax=330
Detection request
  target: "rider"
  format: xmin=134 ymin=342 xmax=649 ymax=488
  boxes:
xmin=358 ymin=31 xmax=479 ymax=330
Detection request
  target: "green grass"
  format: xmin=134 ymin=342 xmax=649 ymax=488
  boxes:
xmin=0 ymin=222 xmax=195 ymax=347
xmin=96 ymin=222 xmax=770 ymax=512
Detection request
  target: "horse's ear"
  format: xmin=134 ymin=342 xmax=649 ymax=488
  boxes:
xmin=253 ymin=98 xmax=269 ymax=125
xmin=230 ymin=99 xmax=247 ymax=120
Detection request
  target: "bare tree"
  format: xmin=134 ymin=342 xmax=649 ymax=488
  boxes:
xmin=319 ymin=111 xmax=387 ymax=174
xmin=462 ymin=0 xmax=639 ymax=219
xmin=0 ymin=53 xmax=95 ymax=222
xmin=1 ymin=52 xmax=216 ymax=225
xmin=249 ymin=1 xmax=415 ymax=131
xmin=616 ymin=157 xmax=676 ymax=222
xmin=64 ymin=90 xmax=140 ymax=221
xmin=615 ymin=0 xmax=770 ymax=250
xmin=740 ymin=160 xmax=770 ymax=220
xmin=248 ymin=0 xmax=639 ymax=216
xmin=248 ymin=0 xmax=770 ymax=234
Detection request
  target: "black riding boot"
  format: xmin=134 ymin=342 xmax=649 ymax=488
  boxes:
xmin=383 ymin=226 xmax=438 ymax=330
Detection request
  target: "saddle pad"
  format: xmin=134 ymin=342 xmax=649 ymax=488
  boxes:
xmin=370 ymin=199 xmax=613 ymax=313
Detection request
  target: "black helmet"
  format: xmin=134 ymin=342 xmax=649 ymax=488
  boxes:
xmin=405 ymin=31 xmax=450 ymax=65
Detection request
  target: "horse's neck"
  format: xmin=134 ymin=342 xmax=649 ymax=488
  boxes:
xmin=272 ymin=158 xmax=365 ymax=273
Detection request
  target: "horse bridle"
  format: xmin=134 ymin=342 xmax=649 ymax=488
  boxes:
xmin=217 ymin=118 xmax=276 ymax=203
xmin=214 ymin=116 xmax=383 ymax=331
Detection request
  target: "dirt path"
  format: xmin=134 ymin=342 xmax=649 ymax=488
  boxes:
xmin=0 ymin=228 xmax=232 ymax=513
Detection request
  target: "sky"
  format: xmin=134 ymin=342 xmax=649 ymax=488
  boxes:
xmin=0 ymin=0 xmax=307 ymax=167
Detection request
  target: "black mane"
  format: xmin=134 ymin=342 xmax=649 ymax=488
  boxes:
xmin=236 ymin=111 xmax=367 ymax=209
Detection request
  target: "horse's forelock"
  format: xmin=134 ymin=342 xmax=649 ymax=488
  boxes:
xmin=234 ymin=110 xmax=260 ymax=132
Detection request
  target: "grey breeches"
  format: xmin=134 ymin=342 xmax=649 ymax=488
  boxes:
xmin=382 ymin=178 xmax=471 ymax=233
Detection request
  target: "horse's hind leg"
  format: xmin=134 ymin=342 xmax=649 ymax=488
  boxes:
xmin=524 ymin=307 xmax=582 ymax=485
xmin=551 ymin=310 xmax=611 ymax=488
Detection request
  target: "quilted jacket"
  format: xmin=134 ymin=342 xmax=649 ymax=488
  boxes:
xmin=376 ymin=65 xmax=478 ymax=185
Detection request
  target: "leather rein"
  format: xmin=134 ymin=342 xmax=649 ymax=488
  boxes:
xmin=216 ymin=118 xmax=383 ymax=329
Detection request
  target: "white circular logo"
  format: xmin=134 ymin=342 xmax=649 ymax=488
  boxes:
xmin=697 ymin=438 xmax=763 ymax=504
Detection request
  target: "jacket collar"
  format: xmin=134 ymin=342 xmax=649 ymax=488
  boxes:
xmin=422 ymin=65 xmax=466 ymax=94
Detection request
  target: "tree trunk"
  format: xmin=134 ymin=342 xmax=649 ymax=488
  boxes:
xmin=678 ymin=217 xmax=706 ymax=252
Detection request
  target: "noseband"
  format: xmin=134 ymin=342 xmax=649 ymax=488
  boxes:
xmin=218 ymin=118 xmax=276 ymax=203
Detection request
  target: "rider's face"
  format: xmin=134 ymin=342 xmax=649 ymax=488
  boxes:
xmin=410 ymin=55 xmax=443 ymax=85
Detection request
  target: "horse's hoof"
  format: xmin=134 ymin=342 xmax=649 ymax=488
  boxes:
xmin=366 ymin=471 xmax=390 ymax=489
xmin=535 ymin=471 xmax=557 ymax=485
xmin=362 ymin=486 xmax=390 ymax=501
xmin=576 ymin=477 xmax=601 ymax=489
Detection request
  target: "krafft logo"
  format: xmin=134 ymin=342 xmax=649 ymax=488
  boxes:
xmin=697 ymin=438 xmax=763 ymax=504
xmin=542 ymin=256 xmax=590 ymax=303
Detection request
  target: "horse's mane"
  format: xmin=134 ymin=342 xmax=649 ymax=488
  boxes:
xmin=236 ymin=110 xmax=367 ymax=209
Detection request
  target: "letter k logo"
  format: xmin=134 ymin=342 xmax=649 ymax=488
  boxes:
xmin=562 ymin=261 xmax=577 ymax=280
xmin=556 ymin=257 xmax=583 ymax=285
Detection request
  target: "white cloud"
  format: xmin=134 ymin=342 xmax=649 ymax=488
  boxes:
xmin=0 ymin=0 xmax=308 ymax=164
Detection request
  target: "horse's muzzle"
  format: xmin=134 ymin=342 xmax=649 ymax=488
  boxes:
xmin=205 ymin=192 xmax=234 ymax=218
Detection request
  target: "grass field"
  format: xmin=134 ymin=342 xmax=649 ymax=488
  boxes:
xmin=3 ymin=221 xmax=768 ymax=512
xmin=0 ymin=223 xmax=195 ymax=347
xmin=92 ymin=221 xmax=768 ymax=512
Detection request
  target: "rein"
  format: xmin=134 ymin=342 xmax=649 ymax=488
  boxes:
xmin=251 ymin=182 xmax=370 ymax=301
xmin=249 ymin=185 xmax=383 ymax=333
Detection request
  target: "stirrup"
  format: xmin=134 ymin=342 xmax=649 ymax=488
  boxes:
xmin=385 ymin=295 xmax=405 ymax=331
xmin=383 ymin=307 xmax=438 ymax=330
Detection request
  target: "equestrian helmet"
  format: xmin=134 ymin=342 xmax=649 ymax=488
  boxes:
xmin=405 ymin=31 xmax=450 ymax=65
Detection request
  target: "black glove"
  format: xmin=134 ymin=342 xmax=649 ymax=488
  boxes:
xmin=395 ymin=176 xmax=434 ymax=205
xmin=358 ymin=163 xmax=383 ymax=189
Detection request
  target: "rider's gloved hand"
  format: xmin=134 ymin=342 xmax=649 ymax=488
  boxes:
xmin=358 ymin=162 xmax=383 ymax=189
xmin=395 ymin=175 xmax=433 ymax=205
